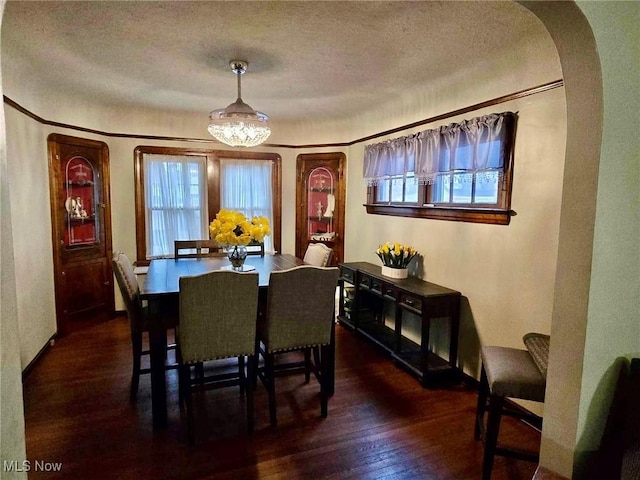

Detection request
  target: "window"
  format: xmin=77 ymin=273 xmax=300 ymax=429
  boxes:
xmin=364 ymin=112 xmax=516 ymax=224
xmin=376 ymin=171 xmax=419 ymax=204
xmin=144 ymin=154 xmax=208 ymax=258
xmin=134 ymin=146 xmax=281 ymax=263
xmin=220 ymin=159 xmax=274 ymax=252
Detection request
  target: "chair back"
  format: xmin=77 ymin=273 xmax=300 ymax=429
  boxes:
xmin=246 ymin=240 xmax=265 ymax=256
xmin=112 ymin=251 xmax=146 ymax=333
xmin=303 ymin=243 xmax=333 ymax=267
xmin=263 ymin=266 xmax=339 ymax=353
xmin=174 ymin=239 xmax=225 ymax=259
xmin=179 ymin=271 xmax=259 ymax=363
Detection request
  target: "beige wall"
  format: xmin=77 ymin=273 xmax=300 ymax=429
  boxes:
xmin=0 ymin=0 xmax=28 ymax=476
xmin=572 ymin=1 xmax=640 ymax=476
xmin=344 ymin=87 xmax=566 ymax=381
xmin=520 ymin=1 xmax=640 ymax=477
xmin=4 ymin=108 xmax=56 ymax=367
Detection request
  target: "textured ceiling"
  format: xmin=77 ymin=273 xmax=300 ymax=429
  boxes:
xmin=2 ymin=1 xmax=542 ymax=124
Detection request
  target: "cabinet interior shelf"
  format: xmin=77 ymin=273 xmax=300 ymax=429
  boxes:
xmin=67 ymin=216 xmax=95 ymax=224
xmin=64 ymin=181 xmax=94 ymax=187
xmin=309 ymin=187 xmax=333 ymax=193
xmin=309 ymin=239 xmax=335 ymax=244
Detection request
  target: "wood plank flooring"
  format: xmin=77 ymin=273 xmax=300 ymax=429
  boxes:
xmin=23 ymin=316 xmax=540 ymax=479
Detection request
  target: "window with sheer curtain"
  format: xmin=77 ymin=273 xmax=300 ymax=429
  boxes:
xmin=140 ymin=152 xmax=278 ymax=259
xmin=220 ymin=159 xmax=274 ymax=253
xmin=144 ymin=154 xmax=208 ymax=258
xmin=364 ymin=111 xmax=516 ymax=224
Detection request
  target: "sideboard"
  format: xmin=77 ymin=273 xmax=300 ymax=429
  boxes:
xmin=338 ymin=262 xmax=461 ymax=386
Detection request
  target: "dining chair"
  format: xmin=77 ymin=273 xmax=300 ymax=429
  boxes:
xmin=174 ymin=239 xmax=225 ymax=259
xmin=246 ymin=240 xmax=265 ymax=256
xmin=257 ymin=265 xmax=340 ymax=427
xmin=112 ymin=251 xmax=178 ymax=401
xmin=303 ymin=242 xmax=333 ymax=267
xmin=178 ymin=270 xmax=259 ymax=444
xmin=474 ymin=334 xmax=547 ymax=480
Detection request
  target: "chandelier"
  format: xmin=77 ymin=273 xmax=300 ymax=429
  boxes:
xmin=208 ymin=60 xmax=271 ymax=148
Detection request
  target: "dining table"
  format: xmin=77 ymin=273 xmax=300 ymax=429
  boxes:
xmin=139 ymin=253 xmax=337 ymax=429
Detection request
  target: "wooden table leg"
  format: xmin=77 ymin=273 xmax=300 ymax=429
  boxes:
xmin=325 ymin=320 xmax=336 ymax=395
xmin=148 ymin=303 xmax=168 ymax=429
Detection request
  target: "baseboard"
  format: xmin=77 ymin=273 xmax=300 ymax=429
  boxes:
xmin=22 ymin=333 xmax=57 ymax=381
xmin=460 ymin=370 xmax=480 ymax=389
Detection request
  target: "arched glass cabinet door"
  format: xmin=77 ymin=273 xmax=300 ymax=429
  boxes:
xmin=295 ymin=153 xmax=345 ymax=265
xmin=63 ymin=156 xmax=98 ymax=248
xmin=307 ymin=166 xmax=335 ymax=242
xmin=48 ymin=134 xmax=114 ymax=336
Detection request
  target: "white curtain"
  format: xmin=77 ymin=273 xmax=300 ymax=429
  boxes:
xmin=414 ymin=128 xmax=442 ymax=184
xmin=144 ymin=154 xmax=208 ymax=258
xmin=436 ymin=112 xmax=509 ymax=183
xmin=220 ymin=159 xmax=274 ymax=253
xmin=363 ymin=112 xmax=513 ymax=185
xmin=363 ymin=136 xmax=414 ymax=186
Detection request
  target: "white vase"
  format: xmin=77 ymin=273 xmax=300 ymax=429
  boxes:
xmin=381 ymin=265 xmax=408 ymax=279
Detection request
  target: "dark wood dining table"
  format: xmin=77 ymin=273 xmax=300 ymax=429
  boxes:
xmin=139 ymin=253 xmax=336 ymax=429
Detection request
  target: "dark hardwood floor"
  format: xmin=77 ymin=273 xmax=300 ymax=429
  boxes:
xmin=23 ymin=315 xmax=540 ymax=479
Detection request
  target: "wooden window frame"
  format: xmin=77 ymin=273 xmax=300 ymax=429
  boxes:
xmin=134 ymin=146 xmax=281 ymax=264
xmin=365 ymin=116 xmax=516 ymax=225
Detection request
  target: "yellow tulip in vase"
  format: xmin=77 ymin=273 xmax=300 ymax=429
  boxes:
xmin=209 ymin=210 xmax=270 ymax=270
xmin=375 ymin=242 xmax=418 ymax=279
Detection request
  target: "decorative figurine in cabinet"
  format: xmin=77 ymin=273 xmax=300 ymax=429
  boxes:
xmin=296 ymin=153 xmax=345 ymax=265
xmin=308 ymin=167 xmax=335 ymax=241
xmin=63 ymin=156 xmax=97 ymax=247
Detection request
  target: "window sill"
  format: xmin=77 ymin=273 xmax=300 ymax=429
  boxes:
xmin=363 ymin=204 xmax=514 ymax=225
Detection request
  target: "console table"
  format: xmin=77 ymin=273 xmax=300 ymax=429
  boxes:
xmin=338 ymin=262 xmax=461 ymax=386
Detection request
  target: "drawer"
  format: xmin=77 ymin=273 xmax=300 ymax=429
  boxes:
xmin=371 ymin=278 xmax=383 ymax=294
xmin=381 ymin=284 xmax=396 ymax=299
xmin=359 ymin=273 xmax=372 ymax=289
xmin=399 ymin=292 xmax=422 ymax=313
xmin=340 ymin=266 xmax=356 ymax=284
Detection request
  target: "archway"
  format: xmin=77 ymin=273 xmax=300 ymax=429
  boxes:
xmin=521 ymin=1 xmax=603 ymax=477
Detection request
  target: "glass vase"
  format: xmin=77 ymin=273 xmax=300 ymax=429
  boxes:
xmin=226 ymin=245 xmax=248 ymax=270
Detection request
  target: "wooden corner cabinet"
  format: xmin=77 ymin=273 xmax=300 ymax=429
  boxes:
xmin=48 ymin=134 xmax=114 ymax=335
xmin=295 ymin=153 xmax=345 ymax=265
xmin=338 ymin=262 xmax=461 ymax=386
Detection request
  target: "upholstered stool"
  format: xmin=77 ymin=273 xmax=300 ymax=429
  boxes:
xmin=474 ymin=345 xmax=547 ymax=480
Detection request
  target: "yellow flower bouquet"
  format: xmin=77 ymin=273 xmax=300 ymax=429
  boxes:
xmin=209 ymin=209 xmax=270 ymax=246
xmin=209 ymin=210 xmax=270 ymax=268
xmin=376 ymin=242 xmax=417 ymax=269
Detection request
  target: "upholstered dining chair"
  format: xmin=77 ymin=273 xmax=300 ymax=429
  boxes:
xmin=174 ymin=239 xmax=225 ymax=259
xmin=303 ymin=242 xmax=333 ymax=267
xmin=257 ymin=265 xmax=340 ymax=427
xmin=112 ymin=251 xmax=178 ymax=400
xmin=178 ymin=270 xmax=259 ymax=444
